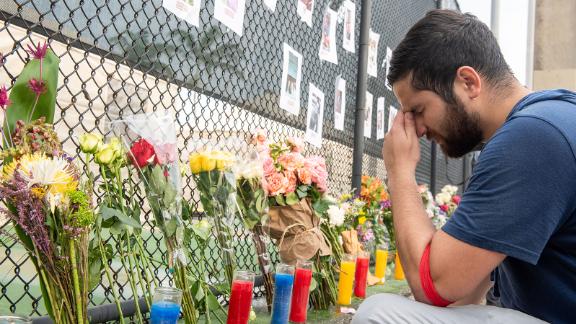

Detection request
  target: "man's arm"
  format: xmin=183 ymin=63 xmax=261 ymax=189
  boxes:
xmin=384 ymin=112 xmax=505 ymax=304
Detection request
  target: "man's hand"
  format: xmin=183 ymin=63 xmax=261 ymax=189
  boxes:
xmin=382 ymin=112 xmax=420 ymax=183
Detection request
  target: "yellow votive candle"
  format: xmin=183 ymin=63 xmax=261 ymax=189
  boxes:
xmin=394 ymin=253 xmax=405 ymax=280
xmin=337 ymin=254 xmax=356 ymax=305
xmin=375 ymin=249 xmax=389 ymax=282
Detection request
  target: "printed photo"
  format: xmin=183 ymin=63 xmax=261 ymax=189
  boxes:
xmin=263 ymin=0 xmax=277 ymax=11
xmin=214 ymin=0 xmax=247 ymax=35
xmin=367 ymin=30 xmax=380 ymax=77
xmin=319 ymin=8 xmax=338 ymax=64
xmin=305 ymin=83 xmax=325 ymax=147
xmin=280 ymin=43 xmax=303 ymax=115
xmin=387 ymin=105 xmax=398 ymax=133
xmin=377 ymin=97 xmax=385 ymax=139
xmin=162 ymin=0 xmax=202 ymax=26
xmin=297 ymin=0 xmax=315 ymax=27
xmin=364 ymin=91 xmax=373 ymax=138
xmin=334 ymin=76 xmax=346 ymax=131
xmin=342 ymin=0 xmax=355 ymax=53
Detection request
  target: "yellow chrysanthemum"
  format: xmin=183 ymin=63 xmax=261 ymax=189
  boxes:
xmin=17 ymin=154 xmax=78 ymax=193
xmin=31 ymin=187 xmax=46 ymax=199
xmin=2 ymin=153 xmax=41 ymax=180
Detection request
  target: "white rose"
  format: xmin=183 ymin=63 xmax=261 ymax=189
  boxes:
xmin=327 ymin=205 xmax=345 ymax=226
xmin=435 ymin=191 xmax=451 ymax=205
xmin=441 ymin=185 xmax=458 ymax=195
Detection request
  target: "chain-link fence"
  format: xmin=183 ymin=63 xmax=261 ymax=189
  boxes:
xmin=0 ymin=0 xmax=465 ymax=319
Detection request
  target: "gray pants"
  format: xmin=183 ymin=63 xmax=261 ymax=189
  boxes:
xmin=351 ymin=294 xmax=547 ymax=324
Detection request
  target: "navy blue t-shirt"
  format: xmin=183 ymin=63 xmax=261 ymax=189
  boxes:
xmin=442 ymin=89 xmax=576 ymax=323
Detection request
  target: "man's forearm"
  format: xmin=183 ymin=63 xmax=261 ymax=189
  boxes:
xmin=389 ymin=173 xmax=436 ymax=303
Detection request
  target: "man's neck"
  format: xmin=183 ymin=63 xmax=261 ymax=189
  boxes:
xmin=481 ymin=84 xmax=532 ymax=140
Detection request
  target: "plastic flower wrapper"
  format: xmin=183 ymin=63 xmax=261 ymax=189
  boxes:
xmin=110 ymin=112 xmax=197 ymax=324
xmin=188 ymin=138 xmax=240 ymax=290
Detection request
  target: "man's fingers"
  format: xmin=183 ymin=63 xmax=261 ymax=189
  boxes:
xmin=391 ymin=110 xmax=404 ymax=133
xmin=403 ymin=112 xmax=417 ymax=138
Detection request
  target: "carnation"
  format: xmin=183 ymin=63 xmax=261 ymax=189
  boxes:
xmin=327 ymin=205 xmax=345 ymax=226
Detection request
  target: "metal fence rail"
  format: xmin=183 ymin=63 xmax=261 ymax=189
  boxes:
xmin=0 ymin=0 xmax=463 ymax=319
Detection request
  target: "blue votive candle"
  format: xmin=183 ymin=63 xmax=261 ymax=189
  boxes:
xmin=150 ymin=301 xmax=181 ymax=324
xmin=271 ymin=263 xmax=295 ymax=324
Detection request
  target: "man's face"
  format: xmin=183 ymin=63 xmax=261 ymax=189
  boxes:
xmin=393 ymin=76 xmax=483 ymax=158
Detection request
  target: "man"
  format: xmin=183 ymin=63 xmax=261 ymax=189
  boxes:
xmin=353 ymin=9 xmax=576 ymax=324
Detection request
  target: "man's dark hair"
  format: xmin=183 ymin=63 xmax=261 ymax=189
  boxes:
xmin=387 ymin=10 xmax=513 ymax=104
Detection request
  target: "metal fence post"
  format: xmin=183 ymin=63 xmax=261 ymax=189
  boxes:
xmin=351 ymin=0 xmax=372 ymax=195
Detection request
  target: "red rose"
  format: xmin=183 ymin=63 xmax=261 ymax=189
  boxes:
xmin=129 ymin=139 xmax=157 ymax=168
xmin=452 ymin=195 xmax=461 ymax=205
xmin=440 ymin=204 xmax=450 ymax=212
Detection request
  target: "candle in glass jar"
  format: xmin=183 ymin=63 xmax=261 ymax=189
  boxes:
xmin=395 ymin=253 xmax=405 ymax=280
xmin=354 ymin=251 xmax=370 ymax=298
xmin=337 ymin=254 xmax=356 ymax=305
xmin=289 ymin=260 xmax=313 ymax=323
xmin=375 ymin=243 xmax=389 ymax=283
xmin=271 ymin=263 xmax=295 ymax=324
xmin=150 ymin=287 xmax=182 ymax=324
xmin=227 ymin=270 xmax=255 ymax=324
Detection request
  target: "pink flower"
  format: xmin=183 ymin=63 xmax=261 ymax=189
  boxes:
xmin=305 ymin=156 xmax=328 ymax=192
xmin=440 ymin=204 xmax=450 ymax=212
xmin=262 ymin=157 xmax=275 ymax=176
xmin=278 ymin=152 xmax=304 ymax=171
xmin=452 ymin=195 xmax=461 ymax=205
xmin=26 ymin=42 xmax=48 ymax=60
xmin=265 ymin=171 xmax=289 ymax=196
xmin=0 ymin=86 xmax=10 ymax=110
xmin=28 ymin=79 xmax=46 ymax=96
xmin=284 ymin=171 xmax=297 ymax=193
xmin=253 ymin=129 xmax=267 ymax=145
xmin=287 ymin=137 xmax=304 ymax=152
xmin=154 ymin=143 xmax=177 ymax=164
xmin=297 ymin=168 xmax=312 ymax=185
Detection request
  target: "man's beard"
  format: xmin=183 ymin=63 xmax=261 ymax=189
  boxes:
xmin=437 ymin=97 xmax=484 ymax=158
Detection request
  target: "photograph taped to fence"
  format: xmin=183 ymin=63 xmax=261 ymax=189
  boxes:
xmin=305 ymin=83 xmax=325 ymax=148
xmin=280 ymin=43 xmax=304 ymax=115
xmin=368 ymin=29 xmax=380 ymax=78
xmin=334 ymin=76 xmax=346 ymax=131
xmin=264 ymin=0 xmax=277 ymax=11
xmin=342 ymin=0 xmax=356 ymax=53
xmin=377 ymin=97 xmax=385 ymax=140
xmin=384 ymin=46 xmax=393 ymax=90
xmin=387 ymin=105 xmax=398 ymax=133
xmin=214 ymin=0 xmax=247 ymax=36
xmin=319 ymin=8 xmax=338 ymax=64
xmin=162 ymin=0 xmax=202 ymax=26
xmin=364 ymin=91 xmax=373 ymax=138
xmin=297 ymin=0 xmax=315 ymax=27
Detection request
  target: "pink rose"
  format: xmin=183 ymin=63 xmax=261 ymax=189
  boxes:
xmin=266 ymin=172 xmax=288 ymax=196
xmin=286 ymin=137 xmax=304 ymax=153
xmin=262 ymin=157 xmax=275 ymax=176
xmin=452 ymin=195 xmax=461 ymax=205
xmin=440 ymin=204 xmax=450 ymax=212
xmin=278 ymin=152 xmax=304 ymax=171
xmin=154 ymin=143 xmax=177 ymax=165
xmin=297 ymin=168 xmax=312 ymax=185
xmin=284 ymin=171 xmax=297 ymax=193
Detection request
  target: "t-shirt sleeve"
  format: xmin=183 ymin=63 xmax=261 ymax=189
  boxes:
xmin=442 ymin=116 xmax=576 ymax=265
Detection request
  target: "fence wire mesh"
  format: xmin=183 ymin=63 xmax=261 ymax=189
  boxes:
xmin=0 ymin=0 xmax=465 ymax=319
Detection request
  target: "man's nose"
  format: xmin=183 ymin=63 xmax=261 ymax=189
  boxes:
xmin=416 ymin=120 xmax=427 ymax=138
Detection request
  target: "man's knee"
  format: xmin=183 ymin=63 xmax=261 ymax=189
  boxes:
xmin=352 ymin=293 xmax=412 ymax=324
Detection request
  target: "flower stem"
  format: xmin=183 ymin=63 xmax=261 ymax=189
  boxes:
xmin=98 ymin=234 xmax=125 ymax=324
xmin=69 ymin=239 xmax=84 ymax=324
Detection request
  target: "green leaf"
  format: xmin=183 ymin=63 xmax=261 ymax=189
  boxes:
xmin=309 ymin=277 xmax=318 ymax=292
xmin=285 ymin=192 xmax=299 ymax=205
xmin=192 ymin=220 xmax=212 ymax=241
xmin=275 ymin=194 xmax=286 ymax=206
xmin=297 ymin=185 xmax=310 ymax=193
xmin=99 ymin=206 xmax=142 ymax=229
xmin=4 ymin=50 xmax=60 ymax=146
xmin=191 ymin=280 xmax=204 ymax=301
xmin=206 ymin=290 xmax=221 ymax=310
xmin=163 ymin=182 xmax=177 ymax=206
xmin=312 ymin=199 xmax=330 ymax=215
xmin=165 ymin=219 xmax=178 ymax=237
xmin=224 ymin=171 xmax=236 ymax=188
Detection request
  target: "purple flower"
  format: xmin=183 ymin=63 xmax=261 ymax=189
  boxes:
xmin=26 ymin=42 xmax=48 ymax=60
xmin=0 ymin=86 xmax=10 ymax=110
xmin=380 ymin=200 xmax=391 ymax=209
xmin=28 ymin=79 xmax=46 ymax=96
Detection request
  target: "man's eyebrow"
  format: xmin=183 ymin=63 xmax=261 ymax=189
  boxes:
xmin=404 ymin=104 xmax=420 ymax=113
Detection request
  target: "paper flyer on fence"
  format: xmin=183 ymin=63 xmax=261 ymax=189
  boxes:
xmin=297 ymin=0 xmax=315 ymax=27
xmin=364 ymin=91 xmax=373 ymax=138
xmin=368 ymin=29 xmax=380 ymax=77
xmin=162 ymin=0 xmax=202 ymax=27
xmin=387 ymin=105 xmax=398 ymax=133
xmin=384 ymin=46 xmax=393 ymax=90
xmin=279 ymin=43 xmax=304 ymax=115
xmin=319 ymin=8 xmax=338 ymax=64
xmin=214 ymin=0 xmax=247 ymax=36
xmin=342 ymin=0 xmax=355 ymax=53
xmin=334 ymin=76 xmax=346 ymax=131
xmin=377 ymin=97 xmax=385 ymax=139
xmin=305 ymin=83 xmax=325 ymax=148
xmin=264 ymin=0 xmax=277 ymax=11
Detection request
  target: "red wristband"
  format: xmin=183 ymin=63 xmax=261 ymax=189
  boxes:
xmin=419 ymin=243 xmax=452 ymax=307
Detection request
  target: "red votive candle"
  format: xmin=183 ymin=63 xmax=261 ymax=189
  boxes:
xmin=354 ymin=251 xmax=370 ymax=298
xmin=289 ymin=260 xmax=313 ymax=323
xmin=227 ymin=270 xmax=255 ymax=324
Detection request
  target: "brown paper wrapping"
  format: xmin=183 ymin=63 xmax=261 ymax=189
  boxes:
xmin=264 ymin=198 xmax=331 ymax=264
xmin=341 ymin=229 xmax=364 ymax=255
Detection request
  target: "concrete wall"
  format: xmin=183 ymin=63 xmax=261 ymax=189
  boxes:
xmin=533 ymin=0 xmax=576 ymax=90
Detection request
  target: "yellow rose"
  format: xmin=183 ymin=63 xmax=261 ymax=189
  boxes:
xmin=189 ymin=152 xmax=204 ymax=174
xmin=358 ymin=216 xmax=366 ymax=225
xmin=201 ymin=153 xmax=217 ymax=172
xmin=212 ymin=151 xmax=234 ymax=170
xmin=79 ymin=133 xmax=102 ymax=154
xmin=95 ymin=145 xmax=116 ymax=165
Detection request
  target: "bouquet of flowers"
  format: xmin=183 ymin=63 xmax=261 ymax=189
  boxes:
xmin=111 ymin=112 xmax=197 ymax=324
xmin=0 ymin=43 xmax=94 ymax=323
xmin=188 ymin=140 xmax=237 ymax=290
xmin=358 ymin=175 xmax=392 ymax=247
xmin=418 ymin=184 xmax=446 ymax=229
xmin=80 ymin=134 xmax=156 ymax=323
xmin=256 ymin=132 xmax=336 ymax=310
xmin=435 ymin=184 xmax=461 ymax=219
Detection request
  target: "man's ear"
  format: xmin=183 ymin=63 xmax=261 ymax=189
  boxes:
xmin=454 ymin=66 xmax=482 ymax=100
